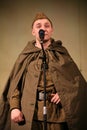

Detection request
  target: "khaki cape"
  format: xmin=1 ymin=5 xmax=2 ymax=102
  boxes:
xmin=0 ymin=39 xmax=87 ymax=130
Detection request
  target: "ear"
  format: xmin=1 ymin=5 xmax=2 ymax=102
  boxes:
xmin=32 ymin=29 xmax=35 ymax=36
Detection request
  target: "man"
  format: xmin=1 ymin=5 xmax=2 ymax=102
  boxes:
xmin=0 ymin=12 xmax=87 ymax=130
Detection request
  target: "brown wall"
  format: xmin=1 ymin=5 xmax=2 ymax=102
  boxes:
xmin=0 ymin=0 xmax=87 ymax=94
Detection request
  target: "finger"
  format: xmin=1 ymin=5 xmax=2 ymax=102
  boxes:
xmin=14 ymin=118 xmax=24 ymax=123
xmin=13 ymin=115 xmax=24 ymax=123
xmin=18 ymin=116 xmax=24 ymax=122
xmin=51 ymin=96 xmax=57 ymax=103
xmin=51 ymin=94 xmax=60 ymax=104
xmin=50 ymin=94 xmax=56 ymax=101
xmin=56 ymin=98 xmax=60 ymax=104
xmin=52 ymin=97 xmax=59 ymax=103
xmin=51 ymin=94 xmax=58 ymax=102
xmin=13 ymin=117 xmax=19 ymax=123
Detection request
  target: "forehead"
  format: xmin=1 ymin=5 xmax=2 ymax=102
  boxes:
xmin=33 ymin=19 xmax=51 ymax=26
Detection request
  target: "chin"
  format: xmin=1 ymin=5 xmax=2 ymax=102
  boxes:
xmin=43 ymin=39 xmax=50 ymax=43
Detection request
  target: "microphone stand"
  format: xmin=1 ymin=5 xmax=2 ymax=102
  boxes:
xmin=40 ymin=39 xmax=48 ymax=130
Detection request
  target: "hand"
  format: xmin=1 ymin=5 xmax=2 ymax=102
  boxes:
xmin=11 ymin=109 xmax=24 ymax=123
xmin=51 ymin=93 xmax=60 ymax=104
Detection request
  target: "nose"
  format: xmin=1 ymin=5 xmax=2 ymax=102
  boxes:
xmin=40 ymin=26 xmax=46 ymax=32
xmin=40 ymin=28 xmax=45 ymax=32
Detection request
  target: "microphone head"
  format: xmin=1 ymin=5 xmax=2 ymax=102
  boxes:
xmin=39 ymin=29 xmax=45 ymax=40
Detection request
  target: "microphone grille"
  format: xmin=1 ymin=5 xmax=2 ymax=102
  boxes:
xmin=39 ymin=29 xmax=45 ymax=40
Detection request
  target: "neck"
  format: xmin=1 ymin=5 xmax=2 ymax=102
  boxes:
xmin=35 ymin=39 xmax=51 ymax=49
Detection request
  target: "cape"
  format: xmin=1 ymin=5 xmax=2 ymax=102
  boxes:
xmin=0 ymin=39 xmax=87 ymax=130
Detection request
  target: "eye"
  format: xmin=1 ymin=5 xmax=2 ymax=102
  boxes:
xmin=36 ymin=25 xmax=41 ymax=29
xmin=45 ymin=23 xmax=50 ymax=28
xmin=35 ymin=23 xmax=42 ymax=29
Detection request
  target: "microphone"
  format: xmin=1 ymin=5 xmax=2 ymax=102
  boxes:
xmin=39 ymin=29 xmax=45 ymax=40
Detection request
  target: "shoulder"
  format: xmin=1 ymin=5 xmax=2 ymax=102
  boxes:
xmin=51 ymin=39 xmax=69 ymax=54
xmin=21 ymin=40 xmax=36 ymax=53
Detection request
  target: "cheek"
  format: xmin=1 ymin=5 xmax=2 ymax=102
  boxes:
xmin=32 ymin=30 xmax=37 ymax=36
xmin=32 ymin=31 xmax=40 ymax=38
xmin=48 ymin=28 xmax=53 ymax=33
xmin=48 ymin=30 xmax=53 ymax=36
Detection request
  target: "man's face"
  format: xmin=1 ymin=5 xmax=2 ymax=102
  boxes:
xmin=32 ymin=19 xmax=53 ymax=41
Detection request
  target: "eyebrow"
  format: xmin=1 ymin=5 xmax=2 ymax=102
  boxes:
xmin=36 ymin=22 xmax=50 ymax=26
xmin=36 ymin=23 xmax=41 ymax=26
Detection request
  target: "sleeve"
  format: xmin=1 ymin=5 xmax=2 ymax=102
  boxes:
xmin=9 ymin=87 xmax=21 ymax=110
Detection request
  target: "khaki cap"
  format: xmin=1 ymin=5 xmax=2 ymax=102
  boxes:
xmin=32 ymin=12 xmax=53 ymax=27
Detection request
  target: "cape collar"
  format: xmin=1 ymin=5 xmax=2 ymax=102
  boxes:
xmin=22 ymin=39 xmax=66 ymax=54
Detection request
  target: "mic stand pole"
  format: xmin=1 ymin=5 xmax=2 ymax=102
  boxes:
xmin=40 ymin=40 xmax=48 ymax=130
